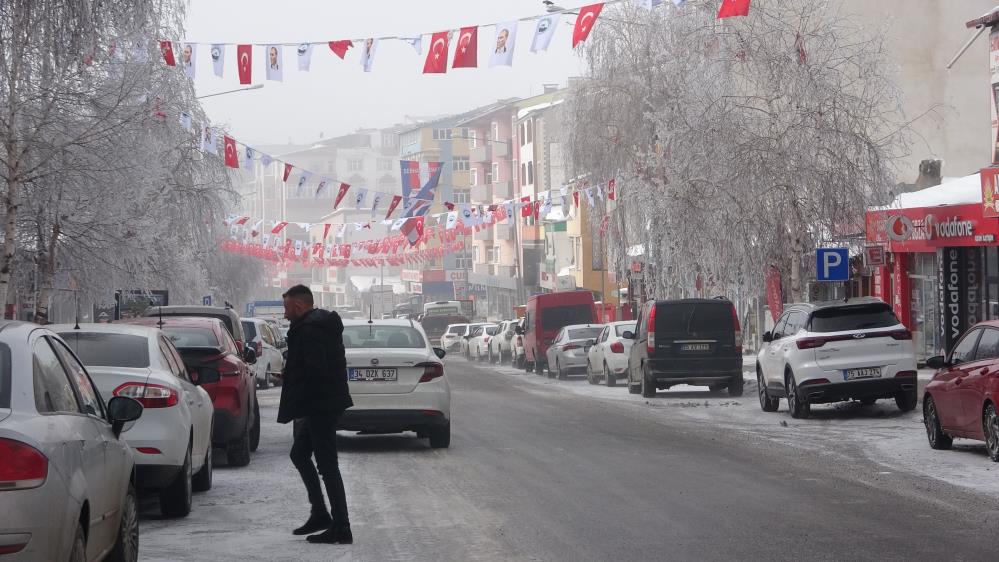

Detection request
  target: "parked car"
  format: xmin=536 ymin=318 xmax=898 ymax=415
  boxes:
xmin=511 ymin=317 xmax=527 ymax=368
xmin=626 ymin=298 xmax=744 ymax=398
xmin=586 ymin=321 xmax=637 ymax=386
xmin=126 ymin=317 xmax=260 ymax=466
xmin=440 ymin=323 xmax=469 ymax=353
xmin=521 ymin=290 xmax=598 ymax=374
xmin=458 ymin=323 xmax=493 ymax=359
xmin=468 ymin=324 xmax=500 ymax=361
xmin=54 ymin=323 xmax=215 ymax=517
xmin=339 ymin=319 xmax=451 ymax=448
xmin=241 ymin=318 xmax=286 ymax=389
xmin=143 ymin=305 xmax=247 ymax=353
xmin=421 ymin=314 xmax=470 ymax=348
xmin=923 ymin=321 xmax=999 ymax=460
xmin=0 ymin=321 xmax=144 ymax=562
xmin=487 ymin=320 xmax=518 ymax=364
xmin=545 ymin=324 xmax=605 ymax=380
xmin=755 ymin=298 xmax=917 ymax=418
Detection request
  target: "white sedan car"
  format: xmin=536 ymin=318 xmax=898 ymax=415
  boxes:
xmin=339 ymin=319 xmax=451 ymax=448
xmin=54 ymin=323 xmax=215 ymax=517
xmin=440 ymin=323 xmax=469 ymax=353
xmin=545 ymin=324 xmax=605 ymax=380
xmin=487 ymin=320 xmax=518 ymax=364
xmin=586 ymin=321 xmax=637 ymax=386
xmin=468 ymin=324 xmax=499 ymax=361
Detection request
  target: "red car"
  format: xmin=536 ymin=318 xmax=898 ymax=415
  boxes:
xmin=923 ymin=321 xmax=999 ymax=461
xmin=126 ymin=317 xmax=260 ymax=467
xmin=520 ymin=290 xmax=598 ymax=374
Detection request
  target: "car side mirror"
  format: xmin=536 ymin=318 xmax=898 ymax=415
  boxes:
xmin=243 ymin=347 xmax=257 ymax=365
xmin=622 ymin=331 xmax=634 ymax=340
xmin=433 ymin=347 xmax=446 ymax=359
xmin=107 ymin=396 xmax=143 ymax=437
xmin=762 ymin=331 xmax=772 ymax=343
xmin=926 ymin=355 xmax=948 ymax=369
xmin=515 ymin=327 xmax=524 ymax=335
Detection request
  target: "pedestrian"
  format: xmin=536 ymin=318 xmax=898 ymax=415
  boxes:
xmin=277 ymin=284 xmax=354 ymax=544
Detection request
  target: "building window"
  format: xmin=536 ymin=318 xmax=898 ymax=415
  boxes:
xmin=401 ymin=131 xmax=417 ymax=146
xmin=527 ymin=161 xmax=534 ymax=185
xmin=474 ymin=245 xmax=481 ymax=263
xmin=468 ymin=129 xmax=477 ymax=148
xmin=491 ymin=162 xmax=500 ymax=183
xmin=381 ymin=132 xmax=398 ymax=148
xmin=433 ymin=128 xmax=453 ymax=140
xmin=491 ymin=122 xmax=499 ymax=142
xmin=521 ymin=163 xmax=527 ymax=184
xmin=526 ymin=120 xmax=533 ymax=144
xmin=512 ymin=160 xmax=518 ymax=185
xmin=455 ymin=255 xmax=473 ymax=270
xmin=452 ymin=156 xmax=470 ymax=171
xmin=570 ymin=236 xmax=580 ymax=267
xmin=470 ymin=168 xmax=478 ymax=186
xmin=453 ymin=189 xmax=471 ymax=204
xmin=519 ymin=123 xmax=526 ymax=146
xmin=348 ymin=159 xmax=363 ymax=171
xmin=489 ymin=246 xmax=500 ymax=263
xmin=377 ymin=159 xmax=393 ymax=171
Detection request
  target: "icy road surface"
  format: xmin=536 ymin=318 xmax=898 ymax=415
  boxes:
xmin=139 ymin=357 xmax=999 ymax=561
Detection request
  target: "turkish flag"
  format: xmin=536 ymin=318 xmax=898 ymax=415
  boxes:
xmin=236 ymin=44 xmax=252 ymax=84
xmin=223 ymin=136 xmax=239 ymax=168
xmin=333 ymin=183 xmax=351 ymax=209
xmin=572 ymin=4 xmax=604 ymax=48
xmin=160 ymin=40 xmax=176 ymax=66
xmin=385 ymin=195 xmax=403 ymax=219
xmin=424 ymin=31 xmax=450 ymax=74
xmin=452 ymin=26 xmax=478 ymax=69
xmin=282 ymin=163 xmax=293 ymax=182
xmin=717 ymin=0 xmax=751 ymax=19
xmin=608 ymin=178 xmax=616 ymax=200
xmin=322 ymin=223 xmax=331 ymax=240
xmin=573 ymin=191 xmax=580 ymax=207
xmin=271 ymin=221 xmax=289 ymax=234
xmin=520 ymin=196 xmax=532 ymax=218
xmin=328 ymin=40 xmax=353 ymax=59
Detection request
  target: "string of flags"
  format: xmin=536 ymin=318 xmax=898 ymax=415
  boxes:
xmin=150 ymin=1 xmax=749 ymax=83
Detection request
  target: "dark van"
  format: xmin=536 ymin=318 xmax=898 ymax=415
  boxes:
xmin=521 ymin=290 xmax=598 ymax=373
xmin=625 ymin=298 xmax=743 ymax=398
xmin=421 ymin=314 xmax=470 ymax=347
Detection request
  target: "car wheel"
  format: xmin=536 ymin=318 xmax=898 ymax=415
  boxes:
xmin=192 ymin=434 xmax=213 ymax=493
xmin=249 ymin=397 xmax=261 ymax=452
xmin=227 ymin=420 xmax=252 ymax=467
xmin=429 ymin=423 xmax=451 ymax=449
xmin=895 ymin=388 xmax=917 ymax=412
xmin=69 ymin=521 xmax=87 ymax=562
xmin=985 ymin=403 xmax=999 ymax=462
xmin=487 ymin=349 xmax=494 ymax=363
xmin=604 ymin=363 xmax=616 ymax=387
xmin=160 ymin=443 xmax=192 ymax=518
xmin=106 ymin=482 xmax=139 ymax=562
xmin=728 ymin=376 xmax=744 ymax=397
xmin=758 ymin=368 xmax=779 ymax=412
xmin=641 ymin=368 xmax=656 ymax=398
xmin=785 ymin=371 xmax=810 ymax=419
xmin=525 ymin=359 xmax=534 ymax=373
xmin=586 ymin=362 xmax=597 ymax=385
xmin=257 ymin=372 xmax=269 ymax=390
xmin=923 ymin=395 xmax=953 ymax=450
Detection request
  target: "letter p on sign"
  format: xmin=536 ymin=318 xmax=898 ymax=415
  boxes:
xmin=816 ymin=248 xmax=849 ymax=282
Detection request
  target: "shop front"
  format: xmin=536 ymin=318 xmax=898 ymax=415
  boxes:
xmin=867 ymin=193 xmax=999 ymax=360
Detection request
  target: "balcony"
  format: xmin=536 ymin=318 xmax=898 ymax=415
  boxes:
xmin=491 ymin=141 xmax=509 ymax=159
xmin=494 ymin=264 xmax=516 ymax=278
xmin=495 ymin=222 xmax=515 ymax=240
xmin=476 ymin=224 xmax=495 ymax=241
xmin=471 ymin=183 xmax=490 ymax=202
xmin=470 ymin=144 xmax=489 ymax=163
xmin=491 ymin=180 xmax=513 ymax=200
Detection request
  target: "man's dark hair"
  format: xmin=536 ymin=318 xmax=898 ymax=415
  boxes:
xmin=283 ymin=284 xmax=314 ymax=306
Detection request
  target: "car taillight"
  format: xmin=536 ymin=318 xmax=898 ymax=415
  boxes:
xmin=796 ymin=337 xmax=827 ymax=350
xmin=0 ymin=438 xmax=48 ymax=490
xmin=563 ymin=343 xmax=580 ymax=351
xmin=647 ymin=305 xmax=657 ymax=353
xmin=484 ymin=336 xmax=491 ymax=343
xmin=732 ymin=305 xmax=743 ymax=354
xmin=895 ymin=370 xmax=917 ymax=378
xmin=114 ymin=382 xmax=179 ymax=408
xmin=610 ymin=341 xmax=625 ymax=353
xmin=417 ymin=362 xmax=445 ymax=383
xmin=255 ymin=340 xmax=263 ymax=355
xmin=890 ymin=330 xmax=912 ymax=341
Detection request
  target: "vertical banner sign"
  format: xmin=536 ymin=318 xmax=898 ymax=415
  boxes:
xmin=765 ymin=265 xmax=783 ymax=322
xmin=982 ymin=167 xmax=999 ymax=218
xmin=938 ymin=248 xmax=963 ymax=354
xmin=965 ymin=248 xmax=982 ymax=330
xmin=991 ymin=26 xmax=999 ymax=164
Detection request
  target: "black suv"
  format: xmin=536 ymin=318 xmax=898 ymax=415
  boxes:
xmin=624 ymin=298 xmax=743 ymax=398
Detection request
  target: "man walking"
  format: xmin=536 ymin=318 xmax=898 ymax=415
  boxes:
xmin=278 ymin=285 xmax=353 ymax=544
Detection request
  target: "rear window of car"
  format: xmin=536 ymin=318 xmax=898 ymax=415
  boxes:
xmin=485 ymin=326 xmax=500 ymax=336
xmin=343 ymin=326 xmax=426 ymax=349
xmin=163 ymin=313 xmax=235 ymax=338
xmin=446 ymin=325 xmax=465 ymax=334
xmin=241 ymin=321 xmax=257 ymax=341
xmin=160 ymin=327 xmax=220 ymax=348
xmin=59 ymin=333 xmax=150 ymax=368
xmin=615 ymin=324 xmax=636 ymax=337
xmin=656 ymin=302 xmax=732 ymax=335
xmin=568 ymin=328 xmax=602 ymax=340
xmin=808 ymin=304 xmax=899 ymax=333
xmin=540 ymin=305 xmax=595 ymax=331
xmin=0 ymin=343 xmax=10 ymax=409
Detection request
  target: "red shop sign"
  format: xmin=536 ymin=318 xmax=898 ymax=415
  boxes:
xmin=866 ymin=203 xmax=999 ymax=252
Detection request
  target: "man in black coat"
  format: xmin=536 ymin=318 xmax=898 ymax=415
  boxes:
xmin=278 ymin=285 xmax=353 ymax=544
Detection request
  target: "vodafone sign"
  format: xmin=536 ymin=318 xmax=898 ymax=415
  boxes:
xmin=866 ymin=203 xmax=999 ymax=252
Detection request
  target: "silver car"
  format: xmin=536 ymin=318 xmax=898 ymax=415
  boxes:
xmin=545 ymin=324 xmax=605 ymax=380
xmin=0 ymin=321 xmax=143 ymax=561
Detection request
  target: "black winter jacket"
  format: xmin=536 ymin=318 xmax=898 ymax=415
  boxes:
xmin=277 ymin=308 xmax=353 ymax=423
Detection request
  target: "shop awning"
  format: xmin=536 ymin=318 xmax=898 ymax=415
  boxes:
xmin=872 ymin=173 xmax=981 ymax=211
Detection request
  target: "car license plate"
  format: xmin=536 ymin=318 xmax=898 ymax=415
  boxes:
xmin=681 ymin=343 xmax=711 ymax=351
xmin=844 ymin=367 xmax=881 ymax=380
xmin=348 ymin=368 xmax=398 ymax=382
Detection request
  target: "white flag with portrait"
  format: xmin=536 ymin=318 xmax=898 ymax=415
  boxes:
xmin=371 ymin=193 xmax=383 ymax=217
xmin=585 ymin=187 xmax=596 ymax=208
xmin=296 ymin=43 xmax=314 ymax=71
xmin=295 ymin=171 xmax=312 ymax=196
xmin=355 ymin=188 xmax=369 ymax=210
xmin=445 ymin=212 xmax=458 ymax=230
xmin=260 ymin=153 xmax=273 ymax=167
xmin=266 ymin=45 xmax=283 ymax=81
xmin=360 ymin=38 xmax=378 ymax=72
xmin=391 ymin=218 xmax=407 ymax=231
xmin=210 ymin=44 xmax=225 ymax=77
xmin=402 ymin=36 xmax=422 ymax=54
xmin=180 ymin=43 xmax=196 ymax=78
xmin=530 ymin=15 xmax=559 ymax=53
xmin=178 ymin=112 xmax=192 ymax=132
xmin=315 ymin=177 xmax=331 ymax=198
xmin=200 ymin=126 xmax=217 ymax=154
xmin=505 ymin=201 xmax=515 ymax=221
xmin=243 ymin=146 xmax=255 ymax=170
xmin=490 ymin=22 xmax=518 ymax=67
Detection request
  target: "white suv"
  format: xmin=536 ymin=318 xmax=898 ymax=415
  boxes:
xmin=756 ymin=298 xmax=918 ymax=418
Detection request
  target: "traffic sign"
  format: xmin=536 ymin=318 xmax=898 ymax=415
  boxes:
xmin=203 ymin=295 xmax=212 ymax=306
xmin=816 ymin=248 xmax=849 ymax=282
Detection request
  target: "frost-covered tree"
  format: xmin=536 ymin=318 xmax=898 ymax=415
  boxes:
xmin=565 ymin=0 xmax=911 ymax=302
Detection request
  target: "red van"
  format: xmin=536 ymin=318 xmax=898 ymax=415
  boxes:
xmin=520 ymin=291 xmax=598 ymax=373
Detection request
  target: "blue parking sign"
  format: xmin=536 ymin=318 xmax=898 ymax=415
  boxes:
xmin=203 ymin=295 xmax=212 ymax=306
xmin=816 ymin=248 xmax=849 ymax=282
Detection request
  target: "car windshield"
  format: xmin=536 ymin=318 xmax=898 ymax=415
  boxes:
xmin=446 ymin=325 xmax=466 ymax=334
xmin=615 ymin=324 xmax=636 ymax=337
xmin=656 ymin=302 xmax=732 ymax=335
xmin=540 ymin=305 xmax=594 ymax=331
xmin=809 ymin=304 xmax=899 ymax=333
xmin=241 ymin=321 xmax=257 ymax=341
xmin=59 ymin=332 xmax=151 ymax=368
xmin=161 ymin=327 xmax=220 ymax=347
xmin=343 ymin=325 xmax=426 ymax=348
xmin=568 ymin=328 xmax=602 ymax=340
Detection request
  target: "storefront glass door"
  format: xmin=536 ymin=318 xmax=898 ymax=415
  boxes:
xmin=910 ymin=275 xmax=940 ymax=359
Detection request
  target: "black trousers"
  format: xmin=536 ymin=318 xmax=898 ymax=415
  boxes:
xmin=290 ymin=414 xmax=350 ymax=526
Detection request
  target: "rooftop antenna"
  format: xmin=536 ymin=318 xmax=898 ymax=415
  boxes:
xmin=73 ymin=289 xmax=80 ymax=330
xmin=155 ymin=301 xmax=164 ymax=329
xmin=368 ymin=304 xmax=374 ymax=337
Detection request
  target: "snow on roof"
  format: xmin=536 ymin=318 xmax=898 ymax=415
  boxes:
xmin=874 ymin=173 xmax=982 ymax=210
xmin=545 ymin=207 xmax=569 ymax=222
xmin=517 ymin=98 xmax=565 ymax=119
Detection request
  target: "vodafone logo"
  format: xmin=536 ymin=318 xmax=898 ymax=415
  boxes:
xmin=887 ymin=215 xmax=913 ymax=241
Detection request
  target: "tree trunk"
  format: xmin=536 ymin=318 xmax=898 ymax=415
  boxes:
xmin=0 ymin=166 xmax=21 ymax=316
xmin=789 ymin=233 xmax=804 ymax=303
xmin=34 ymin=221 xmax=59 ymax=324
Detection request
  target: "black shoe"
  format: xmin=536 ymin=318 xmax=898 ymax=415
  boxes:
xmin=293 ymin=513 xmax=332 ymax=536
xmin=307 ymin=526 xmax=353 ymax=544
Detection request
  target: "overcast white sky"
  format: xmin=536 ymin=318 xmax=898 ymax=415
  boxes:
xmin=184 ymin=0 xmax=588 ymax=145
